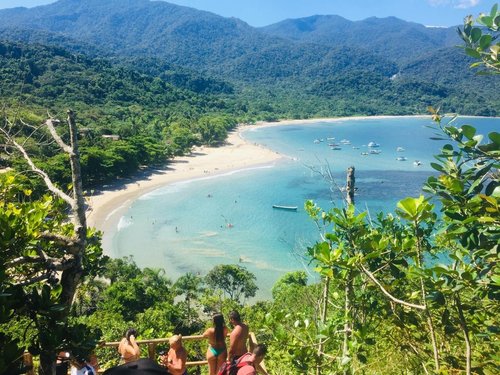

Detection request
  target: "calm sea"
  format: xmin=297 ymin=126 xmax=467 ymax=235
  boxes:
xmin=108 ymin=117 xmax=499 ymax=298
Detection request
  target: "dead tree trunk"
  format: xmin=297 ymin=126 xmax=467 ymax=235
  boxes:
xmin=346 ymin=166 xmax=355 ymax=205
xmin=2 ymin=110 xmax=88 ymax=375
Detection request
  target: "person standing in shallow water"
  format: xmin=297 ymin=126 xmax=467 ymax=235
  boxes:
xmin=203 ymin=313 xmax=229 ymax=375
xmin=227 ymin=310 xmax=249 ymax=362
xmin=118 ymin=328 xmax=140 ymax=363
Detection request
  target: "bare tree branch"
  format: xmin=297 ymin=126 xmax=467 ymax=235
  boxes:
xmin=1 ymin=130 xmax=74 ymax=206
xmin=15 ymin=272 xmax=51 ymax=287
xmin=40 ymin=232 xmax=80 ymax=254
xmin=45 ymin=118 xmax=72 ymax=154
xmin=360 ymin=264 xmax=426 ymax=310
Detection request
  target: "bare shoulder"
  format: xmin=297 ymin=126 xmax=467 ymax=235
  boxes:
xmin=203 ymin=327 xmax=213 ymax=337
xmin=230 ymin=324 xmax=242 ymax=337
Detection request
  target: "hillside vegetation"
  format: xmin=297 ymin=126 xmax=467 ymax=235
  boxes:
xmin=0 ymin=1 xmax=499 ymax=374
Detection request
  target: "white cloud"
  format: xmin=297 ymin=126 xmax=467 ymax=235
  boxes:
xmin=428 ymin=0 xmax=480 ymax=9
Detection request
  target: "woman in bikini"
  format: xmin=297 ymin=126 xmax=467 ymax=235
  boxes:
xmin=203 ymin=313 xmax=229 ymax=375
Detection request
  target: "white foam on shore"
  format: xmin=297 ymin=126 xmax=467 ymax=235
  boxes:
xmin=117 ymin=216 xmax=133 ymax=231
xmin=138 ymin=164 xmax=276 ymax=200
xmin=105 ymin=200 xmax=131 ymax=221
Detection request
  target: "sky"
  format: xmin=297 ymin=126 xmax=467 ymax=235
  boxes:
xmin=0 ymin=0 xmax=497 ymax=27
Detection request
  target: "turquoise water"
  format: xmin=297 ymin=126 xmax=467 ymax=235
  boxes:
xmin=109 ymin=117 xmax=499 ymax=298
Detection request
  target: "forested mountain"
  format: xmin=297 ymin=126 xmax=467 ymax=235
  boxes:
xmin=260 ymin=15 xmax=460 ymax=65
xmin=0 ymin=0 xmax=284 ymax=74
xmin=0 ymin=0 xmax=498 ymax=117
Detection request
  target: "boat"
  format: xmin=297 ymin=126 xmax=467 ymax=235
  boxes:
xmin=396 ymin=156 xmax=407 ymax=161
xmin=327 ymin=137 xmax=335 ymax=141
xmin=396 ymin=146 xmax=405 ymax=152
xmin=313 ymin=139 xmax=321 ymax=144
xmin=368 ymin=141 xmax=380 ymax=148
xmin=328 ymin=143 xmax=339 ymax=147
xmin=340 ymin=139 xmax=351 ymax=145
xmin=370 ymin=149 xmax=381 ymax=154
xmin=352 ymin=146 xmax=360 ymax=149
xmin=330 ymin=146 xmax=342 ymax=150
xmin=361 ymin=152 xmax=369 ymax=156
xmin=272 ymin=205 xmax=298 ymax=211
xmin=413 ymin=160 xmax=422 ymax=166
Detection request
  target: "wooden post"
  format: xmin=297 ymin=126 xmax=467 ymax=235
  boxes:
xmin=23 ymin=352 xmax=35 ymax=375
xmin=147 ymin=343 xmax=157 ymax=360
xmin=346 ymin=166 xmax=355 ymax=205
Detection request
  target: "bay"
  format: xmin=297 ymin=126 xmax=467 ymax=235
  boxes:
xmin=108 ymin=116 xmax=499 ymax=298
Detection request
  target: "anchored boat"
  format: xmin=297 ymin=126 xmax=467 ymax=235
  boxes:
xmin=272 ymin=205 xmax=298 ymax=211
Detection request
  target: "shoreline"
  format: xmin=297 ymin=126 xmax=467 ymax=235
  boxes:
xmin=86 ymin=113 xmax=484 ymax=248
xmin=86 ymin=125 xmax=284 ymax=245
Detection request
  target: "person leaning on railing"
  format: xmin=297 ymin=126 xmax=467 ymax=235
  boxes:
xmin=160 ymin=334 xmax=187 ymax=375
xmin=118 ymin=328 xmax=140 ymax=363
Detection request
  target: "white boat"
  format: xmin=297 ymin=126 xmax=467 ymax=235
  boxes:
xmin=327 ymin=137 xmax=335 ymax=141
xmin=413 ymin=160 xmax=422 ymax=166
xmin=352 ymin=146 xmax=360 ymax=149
xmin=331 ymin=146 xmax=342 ymax=150
xmin=370 ymin=149 xmax=381 ymax=154
xmin=313 ymin=139 xmax=320 ymax=144
xmin=396 ymin=146 xmax=405 ymax=152
xmin=272 ymin=205 xmax=298 ymax=211
xmin=368 ymin=141 xmax=380 ymax=148
xmin=396 ymin=156 xmax=407 ymax=161
xmin=340 ymin=139 xmax=351 ymax=145
xmin=361 ymin=152 xmax=369 ymax=156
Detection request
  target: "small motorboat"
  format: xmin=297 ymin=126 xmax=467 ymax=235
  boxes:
xmin=396 ymin=146 xmax=405 ymax=152
xmin=413 ymin=160 xmax=422 ymax=166
xmin=370 ymin=149 xmax=381 ymax=154
xmin=396 ymin=156 xmax=407 ymax=161
xmin=272 ymin=205 xmax=298 ymax=211
xmin=368 ymin=141 xmax=380 ymax=148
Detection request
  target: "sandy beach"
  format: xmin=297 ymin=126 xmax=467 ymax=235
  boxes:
xmin=86 ymin=115 xmax=433 ymax=241
xmin=86 ymin=125 xmax=284 ymax=238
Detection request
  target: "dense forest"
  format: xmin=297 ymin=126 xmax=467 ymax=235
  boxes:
xmin=0 ymin=1 xmax=499 ymax=374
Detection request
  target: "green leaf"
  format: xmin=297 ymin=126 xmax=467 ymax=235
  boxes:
xmin=461 ymin=125 xmax=476 ymax=139
xmin=465 ymin=47 xmax=481 ymax=59
xmin=491 ymin=4 xmax=498 ymax=19
xmin=480 ymin=34 xmax=493 ymax=50
xmin=492 ymin=274 xmax=500 ymax=286
xmin=470 ymin=27 xmax=482 ymax=42
xmin=478 ymin=15 xmax=493 ymax=28
xmin=489 ymin=132 xmax=500 ymax=145
xmin=430 ymin=162 xmax=444 ymax=172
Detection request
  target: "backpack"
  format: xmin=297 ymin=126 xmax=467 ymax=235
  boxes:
xmin=217 ymin=354 xmax=253 ymax=375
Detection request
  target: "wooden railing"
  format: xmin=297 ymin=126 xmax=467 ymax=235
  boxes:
xmin=22 ymin=332 xmax=266 ymax=373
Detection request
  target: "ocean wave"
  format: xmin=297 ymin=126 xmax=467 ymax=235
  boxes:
xmin=117 ymin=216 xmax=133 ymax=231
xmin=105 ymin=200 xmax=131 ymax=221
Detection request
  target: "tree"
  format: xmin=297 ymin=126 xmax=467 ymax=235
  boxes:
xmin=205 ymin=264 xmax=258 ymax=304
xmin=459 ymin=3 xmax=499 ymax=74
xmin=173 ymin=272 xmax=205 ymax=324
xmin=0 ymin=111 xmax=104 ymax=374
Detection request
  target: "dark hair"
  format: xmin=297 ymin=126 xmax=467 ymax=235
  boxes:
xmin=253 ymin=344 xmax=267 ymax=357
xmin=229 ymin=310 xmax=241 ymax=322
xmin=213 ymin=313 xmax=225 ymax=342
xmin=125 ymin=328 xmax=137 ymax=340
